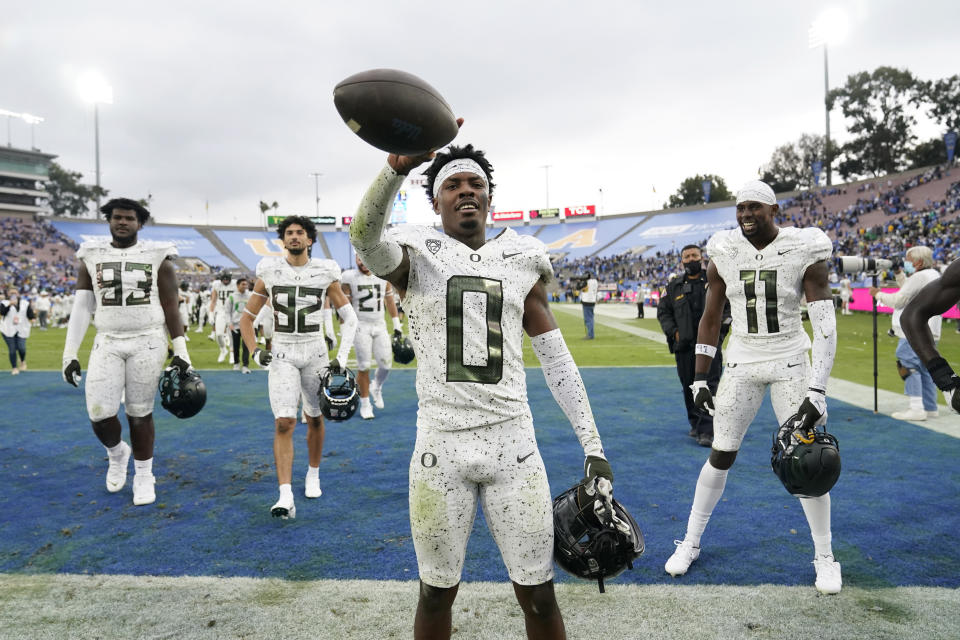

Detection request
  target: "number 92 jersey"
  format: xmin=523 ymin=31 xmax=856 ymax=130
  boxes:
xmin=388 ymin=226 xmax=553 ymax=431
xmin=255 ymin=256 xmax=341 ymax=343
xmin=76 ymin=239 xmax=178 ymax=337
xmin=707 ymin=226 xmax=832 ymax=364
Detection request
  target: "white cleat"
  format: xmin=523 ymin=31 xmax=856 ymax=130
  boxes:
xmin=217 ymin=349 xmax=227 ymax=363
xmin=105 ymin=441 xmax=132 ymax=493
xmin=305 ymin=475 xmax=322 ymax=499
xmin=813 ymin=554 xmax=842 ymax=594
xmin=370 ymin=383 xmax=384 ymax=409
xmin=360 ymin=402 xmax=375 ymax=420
xmin=241 ymin=366 xmax=251 ymax=374
xmin=271 ymin=495 xmax=296 ymax=519
xmin=132 ymin=474 xmax=156 ymax=506
xmin=665 ymin=539 xmax=701 ymax=577
xmin=233 ymin=363 xmax=241 ymax=371
xmin=891 ymin=408 xmax=927 ymax=421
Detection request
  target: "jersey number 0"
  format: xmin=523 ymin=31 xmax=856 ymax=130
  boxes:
xmin=446 ymin=275 xmax=503 ymax=384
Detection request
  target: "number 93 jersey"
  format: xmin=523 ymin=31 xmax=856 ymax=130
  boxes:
xmin=76 ymin=239 xmax=178 ymax=337
xmin=388 ymin=226 xmax=553 ymax=430
xmin=707 ymin=226 xmax=832 ymax=364
xmin=256 ymin=256 xmax=341 ymax=343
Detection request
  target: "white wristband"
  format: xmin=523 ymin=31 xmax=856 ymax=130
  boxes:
xmin=695 ymin=343 xmax=717 ymax=358
xmin=172 ymin=335 xmax=191 ymax=365
xmin=392 ymin=316 xmax=403 ymax=332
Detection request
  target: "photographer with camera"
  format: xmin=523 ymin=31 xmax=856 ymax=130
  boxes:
xmin=868 ymin=246 xmax=941 ymax=421
xmin=901 ymin=257 xmax=960 ymax=415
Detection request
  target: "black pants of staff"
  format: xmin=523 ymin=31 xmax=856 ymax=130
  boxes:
xmin=675 ymin=348 xmax=723 ymax=438
xmin=231 ymin=329 xmax=249 ymax=367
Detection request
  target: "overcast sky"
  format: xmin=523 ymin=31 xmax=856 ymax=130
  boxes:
xmin=3 ymin=1 xmax=958 ymax=227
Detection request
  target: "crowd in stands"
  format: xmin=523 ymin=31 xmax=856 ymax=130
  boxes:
xmin=4 ymin=164 xmax=960 ymax=310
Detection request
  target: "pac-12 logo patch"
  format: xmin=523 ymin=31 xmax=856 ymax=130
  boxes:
xmin=425 ymin=239 xmax=441 ymax=254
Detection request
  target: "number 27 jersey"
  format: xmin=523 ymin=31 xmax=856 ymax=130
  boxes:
xmin=707 ymin=226 xmax=832 ymax=364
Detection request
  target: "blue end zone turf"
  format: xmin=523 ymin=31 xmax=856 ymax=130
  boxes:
xmin=1 ymin=368 xmax=958 ymax=588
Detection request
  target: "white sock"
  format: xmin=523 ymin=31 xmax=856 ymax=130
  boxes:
xmin=685 ymin=461 xmax=729 ymax=547
xmin=800 ymin=494 xmax=833 ymax=557
xmin=133 ymin=458 xmax=153 ymax=476
xmin=106 ymin=442 xmax=127 ymax=458
xmin=279 ymin=483 xmax=293 ymax=500
xmin=360 ymin=397 xmax=372 ymax=408
xmin=909 ymin=396 xmax=923 ymax=411
xmin=306 ymin=465 xmax=319 ymax=480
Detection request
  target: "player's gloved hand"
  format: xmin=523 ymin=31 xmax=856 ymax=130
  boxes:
xmin=328 ymin=358 xmax=344 ymax=376
xmin=583 ymin=455 xmax=614 ymax=520
xmin=62 ymin=359 xmax=82 ymax=387
xmin=394 ymin=329 xmax=403 ymax=340
xmin=253 ymin=348 xmax=272 ymax=368
xmin=926 ymin=357 xmax=960 ymax=414
xmin=690 ymin=379 xmax=715 ymax=416
xmin=170 ymin=355 xmax=191 ymax=374
xmin=324 ymin=335 xmax=334 ymax=350
xmin=797 ymin=388 xmax=827 ymax=428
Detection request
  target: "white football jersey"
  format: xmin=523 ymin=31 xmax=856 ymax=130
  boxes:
xmin=389 ymin=225 xmax=553 ymax=430
xmin=210 ymin=279 xmax=237 ymax=311
xmin=256 ymin=256 xmax=341 ymax=343
xmin=707 ymin=226 xmax=832 ymax=364
xmin=76 ymin=239 xmax=178 ymax=336
xmin=341 ymin=268 xmax=390 ymax=325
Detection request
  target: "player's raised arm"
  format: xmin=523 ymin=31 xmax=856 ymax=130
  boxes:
xmin=241 ymin=278 xmax=270 ymax=367
xmin=523 ymin=280 xmax=612 ymax=503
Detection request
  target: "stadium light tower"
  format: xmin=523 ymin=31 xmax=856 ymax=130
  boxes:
xmin=78 ymin=70 xmax=113 ymax=213
xmin=809 ymin=7 xmax=849 ymax=187
xmin=309 ymin=172 xmax=323 ymax=217
xmin=540 ymin=164 xmax=552 ymax=210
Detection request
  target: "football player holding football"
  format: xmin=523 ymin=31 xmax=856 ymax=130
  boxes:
xmin=901 ymin=256 xmax=960 ymax=414
xmin=350 ymin=141 xmax=612 ymax=640
xmin=339 ymin=255 xmax=403 ymax=419
xmin=239 ymin=215 xmax=357 ymax=519
xmin=664 ymin=180 xmax=842 ymax=594
xmin=61 ymin=198 xmax=193 ymax=506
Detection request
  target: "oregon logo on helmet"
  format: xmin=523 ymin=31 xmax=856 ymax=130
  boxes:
xmin=770 ymin=414 xmax=841 ymax=498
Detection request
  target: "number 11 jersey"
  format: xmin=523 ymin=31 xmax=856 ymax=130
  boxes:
xmin=707 ymin=226 xmax=832 ymax=364
xmin=388 ymin=226 xmax=553 ymax=431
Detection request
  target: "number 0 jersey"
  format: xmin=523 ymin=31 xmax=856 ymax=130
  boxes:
xmin=707 ymin=226 xmax=832 ymax=364
xmin=388 ymin=225 xmax=553 ymax=430
xmin=76 ymin=239 xmax=178 ymax=337
xmin=255 ymin=256 xmax=341 ymax=343
xmin=340 ymin=268 xmax=390 ymax=324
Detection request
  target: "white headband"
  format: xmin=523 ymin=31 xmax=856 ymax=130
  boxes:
xmin=735 ymin=180 xmax=777 ymax=205
xmin=432 ymin=158 xmax=488 ymax=199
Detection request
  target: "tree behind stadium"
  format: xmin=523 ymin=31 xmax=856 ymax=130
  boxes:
xmin=665 ymin=174 xmax=732 ymax=208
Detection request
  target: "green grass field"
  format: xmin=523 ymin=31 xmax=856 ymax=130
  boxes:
xmin=13 ymin=305 xmax=959 ymax=398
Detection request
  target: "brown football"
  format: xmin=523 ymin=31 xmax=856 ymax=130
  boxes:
xmin=334 ymin=69 xmax=458 ymax=156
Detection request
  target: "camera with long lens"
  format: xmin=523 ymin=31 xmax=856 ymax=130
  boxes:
xmin=836 ymin=256 xmax=898 ymax=274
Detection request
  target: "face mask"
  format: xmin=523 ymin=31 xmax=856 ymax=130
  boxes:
xmin=903 ymin=262 xmax=915 ymax=275
xmin=683 ymin=261 xmax=702 ymax=276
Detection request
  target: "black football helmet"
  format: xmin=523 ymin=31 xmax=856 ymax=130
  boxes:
xmin=158 ymin=367 xmax=207 ymax=419
xmin=553 ymin=480 xmax=644 ymax=593
xmin=392 ymin=333 xmax=415 ymax=364
xmin=771 ymin=413 xmax=841 ymax=498
xmin=319 ymin=366 xmax=359 ymax=421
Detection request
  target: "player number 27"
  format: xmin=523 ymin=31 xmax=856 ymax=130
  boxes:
xmin=446 ymin=275 xmax=503 ymax=384
xmin=739 ymin=269 xmax=779 ymax=334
